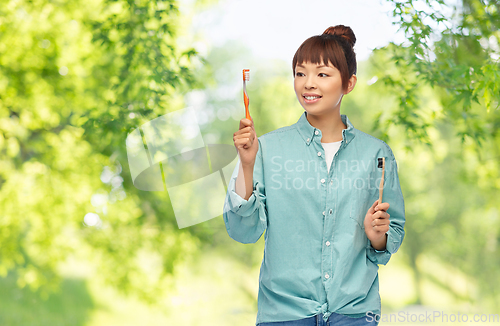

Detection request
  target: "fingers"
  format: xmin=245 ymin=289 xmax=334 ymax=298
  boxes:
xmin=368 ymin=199 xmax=378 ymax=214
xmin=233 ymin=120 xmax=255 ymax=150
xmin=369 ymin=200 xmax=391 ymax=217
xmin=234 ymin=127 xmax=254 ymax=141
xmin=235 ymin=118 xmax=256 ymax=151
xmin=234 ymin=130 xmax=253 ymax=138
xmin=234 ymin=135 xmax=254 ymax=148
xmin=375 ymin=201 xmax=390 ymax=212
xmin=368 ymin=200 xmax=390 ymax=233
xmin=371 ymin=210 xmax=390 ymax=233
xmin=372 ymin=210 xmax=390 ymax=220
xmin=239 ymin=118 xmax=254 ymax=130
xmin=233 ymin=130 xmax=254 ymax=146
xmin=371 ymin=213 xmax=390 ymax=224
xmin=371 ymin=224 xmax=390 ymax=233
xmin=371 ymin=212 xmax=389 ymax=227
xmin=236 ymin=119 xmax=254 ymax=142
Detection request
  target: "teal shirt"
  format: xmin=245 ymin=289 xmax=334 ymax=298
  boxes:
xmin=223 ymin=112 xmax=405 ymax=325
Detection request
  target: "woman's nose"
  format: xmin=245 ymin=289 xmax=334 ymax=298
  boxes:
xmin=305 ymin=76 xmax=316 ymax=89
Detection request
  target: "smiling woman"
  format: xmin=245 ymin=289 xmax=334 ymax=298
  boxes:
xmin=292 ymin=26 xmax=359 ymax=143
xmin=224 ymin=24 xmax=405 ymax=326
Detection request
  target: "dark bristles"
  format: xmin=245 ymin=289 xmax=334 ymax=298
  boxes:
xmin=377 ymin=158 xmax=383 ymax=168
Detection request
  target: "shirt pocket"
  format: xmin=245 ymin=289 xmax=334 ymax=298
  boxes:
xmin=349 ymin=188 xmax=373 ymax=229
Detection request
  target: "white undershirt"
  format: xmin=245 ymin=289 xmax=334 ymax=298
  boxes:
xmin=321 ymin=141 xmax=342 ymax=173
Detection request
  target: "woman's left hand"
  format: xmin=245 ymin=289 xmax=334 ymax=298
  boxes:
xmin=364 ymin=199 xmax=390 ymax=242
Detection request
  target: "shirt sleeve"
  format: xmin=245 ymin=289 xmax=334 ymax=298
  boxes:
xmin=366 ymin=155 xmax=405 ymax=265
xmin=223 ymin=138 xmax=267 ymax=244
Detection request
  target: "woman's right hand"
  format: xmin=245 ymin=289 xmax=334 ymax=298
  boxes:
xmin=233 ymin=118 xmax=259 ymax=167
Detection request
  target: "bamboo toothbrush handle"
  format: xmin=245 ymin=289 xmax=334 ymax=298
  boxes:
xmin=378 ymin=157 xmax=385 ymax=204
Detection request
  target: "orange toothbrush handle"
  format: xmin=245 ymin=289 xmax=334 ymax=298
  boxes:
xmin=244 ymin=91 xmax=251 ymax=120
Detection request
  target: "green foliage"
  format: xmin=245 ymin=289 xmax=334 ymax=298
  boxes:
xmin=0 ymin=0 xmax=206 ymax=303
xmin=370 ymin=0 xmax=500 ymax=308
xmin=379 ymin=0 xmax=500 ymax=147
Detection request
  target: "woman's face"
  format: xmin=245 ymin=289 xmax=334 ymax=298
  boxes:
xmin=293 ymin=60 xmax=345 ymax=115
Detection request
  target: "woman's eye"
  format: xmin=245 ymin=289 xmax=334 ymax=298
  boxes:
xmin=319 ymin=73 xmax=328 ymax=77
xmin=296 ymin=72 xmax=304 ymax=77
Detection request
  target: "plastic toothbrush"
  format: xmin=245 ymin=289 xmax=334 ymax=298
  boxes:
xmin=243 ymin=69 xmax=251 ymax=120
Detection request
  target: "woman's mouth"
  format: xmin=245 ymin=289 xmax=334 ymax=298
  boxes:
xmin=303 ymin=95 xmax=322 ymax=104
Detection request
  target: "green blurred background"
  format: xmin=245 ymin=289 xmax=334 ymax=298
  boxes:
xmin=0 ymin=0 xmax=499 ymax=325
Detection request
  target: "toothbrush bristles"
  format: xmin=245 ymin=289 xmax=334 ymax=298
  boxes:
xmin=243 ymin=69 xmax=250 ymax=81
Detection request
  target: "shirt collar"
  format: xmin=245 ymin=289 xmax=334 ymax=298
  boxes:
xmin=295 ymin=111 xmax=356 ymax=146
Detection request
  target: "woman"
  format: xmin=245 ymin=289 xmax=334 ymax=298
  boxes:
xmin=224 ymin=25 xmax=405 ymax=326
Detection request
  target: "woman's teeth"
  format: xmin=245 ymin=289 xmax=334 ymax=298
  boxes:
xmin=305 ymin=96 xmax=321 ymax=100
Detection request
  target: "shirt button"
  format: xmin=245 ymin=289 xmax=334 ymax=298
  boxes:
xmin=325 ymin=273 xmax=330 ymax=279
xmin=307 ymin=138 xmax=310 ymax=142
xmin=315 ymin=130 xmax=319 ymax=135
xmin=330 ymin=180 xmax=333 ymax=184
xmin=326 ymin=241 xmax=330 ymax=246
xmin=317 ymin=152 xmax=321 ymax=156
xmin=321 ymin=178 xmax=325 ymax=183
xmin=329 ymin=209 xmax=333 ymax=214
xmin=323 ymin=211 xmax=325 ymax=216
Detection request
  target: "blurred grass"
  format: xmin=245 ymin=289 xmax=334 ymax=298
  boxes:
xmin=0 ymin=270 xmax=94 ymax=326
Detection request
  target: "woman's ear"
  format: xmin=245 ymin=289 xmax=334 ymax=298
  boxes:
xmin=345 ymin=74 xmax=357 ymax=94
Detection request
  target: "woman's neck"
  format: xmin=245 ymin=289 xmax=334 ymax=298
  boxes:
xmin=305 ymin=110 xmax=347 ymax=143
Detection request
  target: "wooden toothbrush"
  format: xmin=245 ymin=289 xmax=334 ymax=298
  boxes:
xmin=378 ymin=157 xmax=385 ymax=204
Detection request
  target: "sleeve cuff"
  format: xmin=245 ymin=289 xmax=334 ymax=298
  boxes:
xmin=227 ymin=174 xmax=260 ymax=217
xmin=366 ymin=232 xmax=392 ymax=266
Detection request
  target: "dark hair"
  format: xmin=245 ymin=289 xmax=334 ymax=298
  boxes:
xmin=292 ymin=25 xmax=357 ymax=91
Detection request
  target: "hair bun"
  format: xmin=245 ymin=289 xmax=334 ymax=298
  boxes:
xmin=323 ymin=25 xmax=356 ymax=48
